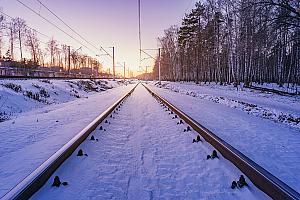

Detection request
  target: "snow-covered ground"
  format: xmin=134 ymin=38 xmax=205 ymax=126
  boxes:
xmin=32 ymin=85 xmax=268 ymax=200
xmin=149 ymin=81 xmax=300 ymax=193
xmin=0 ymin=80 xmax=136 ymax=197
xmin=155 ymin=81 xmax=300 ymax=130
xmin=251 ymin=82 xmax=299 ymax=94
xmin=0 ymin=79 xmax=125 ymax=122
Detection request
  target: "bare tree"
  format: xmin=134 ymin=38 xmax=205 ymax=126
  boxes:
xmin=0 ymin=15 xmax=5 ymax=59
xmin=47 ymin=38 xmax=58 ymax=66
xmin=70 ymin=50 xmax=79 ymax=69
xmin=7 ymin=21 xmax=17 ymax=60
xmin=25 ymin=29 xmax=39 ymax=64
xmin=12 ymin=17 xmax=26 ymax=60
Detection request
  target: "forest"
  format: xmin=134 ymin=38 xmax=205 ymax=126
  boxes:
xmin=0 ymin=13 xmax=101 ymax=71
xmin=153 ymin=0 xmax=300 ymax=86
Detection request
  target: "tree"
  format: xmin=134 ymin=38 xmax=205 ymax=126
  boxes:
xmin=154 ymin=0 xmax=300 ymax=85
xmin=7 ymin=21 xmax=17 ymax=60
xmin=13 ymin=17 xmax=26 ymax=60
xmin=25 ymin=29 xmax=39 ymax=64
xmin=61 ymin=44 xmax=70 ymax=70
xmin=47 ymin=38 xmax=58 ymax=66
xmin=0 ymin=15 xmax=5 ymax=59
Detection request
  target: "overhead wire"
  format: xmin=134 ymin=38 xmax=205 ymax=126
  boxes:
xmin=34 ymin=0 xmax=122 ymax=66
xmin=0 ymin=10 xmax=51 ymax=40
xmin=4 ymin=0 xmax=122 ymax=71
xmin=35 ymin=0 xmax=100 ymax=51
xmin=16 ymin=0 xmax=97 ymax=54
xmin=0 ymin=10 xmax=79 ymax=52
xmin=35 ymin=0 xmax=118 ymax=60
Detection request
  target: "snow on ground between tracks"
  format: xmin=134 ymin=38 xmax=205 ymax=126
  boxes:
xmin=32 ymin=84 xmax=268 ymax=200
xmin=149 ymin=81 xmax=300 ymax=193
xmin=0 ymin=80 xmax=136 ymax=197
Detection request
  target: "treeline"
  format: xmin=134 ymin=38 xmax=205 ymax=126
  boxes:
xmin=153 ymin=0 xmax=300 ymax=85
xmin=0 ymin=15 xmax=101 ymax=70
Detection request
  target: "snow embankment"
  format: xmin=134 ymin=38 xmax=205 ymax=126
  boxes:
xmin=155 ymin=82 xmax=300 ymax=130
xmin=0 ymin=79 xmax=126 ymax=122
xmin=0 ymin=81 xmax=136 ymax=197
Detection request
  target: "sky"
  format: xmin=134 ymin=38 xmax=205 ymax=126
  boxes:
xmin=0 ymin=0 xmax=198 ymax=76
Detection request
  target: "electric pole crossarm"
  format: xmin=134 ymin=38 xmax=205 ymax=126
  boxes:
xmin=140 ymin=49 xmax=156 ymax=60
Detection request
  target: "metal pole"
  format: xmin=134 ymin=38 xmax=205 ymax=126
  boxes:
xmin=112 ymin=46 xmax=115 ymax=80
xmin=145 ymin=65 xmax=147 ymax=81
xmin=123 ymin=62 xmax=126 ymax=81
xmin=158 ymin=48 xmax=161 ymax=84
xmin=68 ymin=46 xmax=71 ymax=75
xmin=138 ymin=0 xmax=142 ymax=70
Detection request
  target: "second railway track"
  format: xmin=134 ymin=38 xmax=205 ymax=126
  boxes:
xmin=2 ymin=83 xmax=300 ymax=200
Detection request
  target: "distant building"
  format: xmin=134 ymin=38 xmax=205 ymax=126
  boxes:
xmin=71 ymin=67 xmax=99 ymax=78
xmin=0 ymin=60 xmax=101 ymax=78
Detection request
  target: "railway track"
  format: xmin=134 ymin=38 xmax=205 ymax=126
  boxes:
xmin=2 ymin=83 xmax=300 ymax=200
xmin=0 ymin=76 xmax=116 ymax=80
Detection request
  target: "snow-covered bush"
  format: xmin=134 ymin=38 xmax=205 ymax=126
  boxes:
xmin=2 ymin=83 xmax=22 ymax=93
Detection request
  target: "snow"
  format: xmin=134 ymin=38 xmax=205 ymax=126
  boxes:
xmin=0 ymin=79 xmax=126 ymax=122
xmin=32 ymin=85 xmax=268 ymax=200
xmin=155 ymin=81 xmax=300 ymax=130
xmin=251 ymin=82 xmax=299 ymax=94
xmin=149 ymin=81 xmax=300 ymax=193
xmin=0 ymin=80 xmax=136 ymax=197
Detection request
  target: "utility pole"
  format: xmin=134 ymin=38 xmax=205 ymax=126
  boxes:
xmin=145 ymin=65 xmax=148 ymax=81
xmin=112 ymin=46 xmax=115 ymax=80
xmin=123 ymin=62 xmax=126 ymax=81
xmin=138 ymin=0 xmax=142 ymax=70
xmin=68 ymin=46 xmax=71 ymax=75
xmin=140 ymin=48 xmax=162 ymax=83
xmin=158 ymin=48 xmax=161 ymax=84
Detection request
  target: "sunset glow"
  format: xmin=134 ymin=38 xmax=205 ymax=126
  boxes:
xmin=0 ymin=0 xmax=196 ymax=76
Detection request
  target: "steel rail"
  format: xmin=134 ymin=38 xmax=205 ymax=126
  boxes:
xmin=143 ymin=83 xmax=300 ymax=200
xmin=0 ymin=76 xmax=119 ymax=80
xmin=2 ymin=83 xmax=139 ymax=200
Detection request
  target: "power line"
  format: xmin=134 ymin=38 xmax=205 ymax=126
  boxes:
xmin=16 ymin=0 xmax=97 ymax=54
xmin=100 ymin=46 xmax=113 ymax=58
xmin=0 ymin=10 xmax=51 ymax=39
xmin=0 ymin=10 xmax=95 ymax=63
xmin=34 ymin=0 xmax=121 ymax=64
xmin=35 ymin=0 xmax=118 ymax=62
xmin=14 ymin=0 xmax=124 ymax=70
xmin=35 ymin=0 xmax=100 ymax=51
xmin=0 ymin=10 xmax=75 ymax=50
